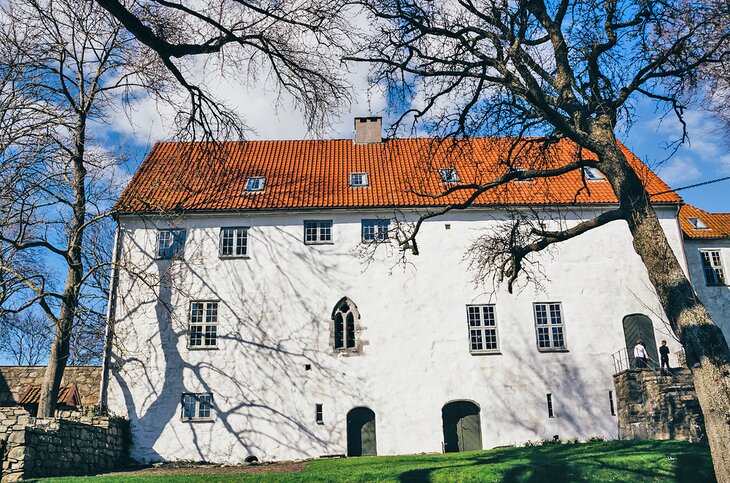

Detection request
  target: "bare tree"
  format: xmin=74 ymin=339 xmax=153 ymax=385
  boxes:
xmin=346 ymin=0 xmax=730 ymax=478
xmin=0 ymin=313 xmax=52 ymax=366
xmin=0 ymin=0 xmax=182 ymax=417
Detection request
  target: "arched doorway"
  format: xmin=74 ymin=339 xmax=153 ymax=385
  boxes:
xmin=442 ymin=400 xmax=482 ymax=453
xmin=623 ymin=314 xmax=659 ymax=368
xmin=347 ymin=407 xmax=376 ymax=456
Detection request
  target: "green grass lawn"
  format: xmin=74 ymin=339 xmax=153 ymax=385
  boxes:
xmin=38 ymin=440 xmax=714 ymax=483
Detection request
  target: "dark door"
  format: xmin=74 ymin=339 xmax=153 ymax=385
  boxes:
xmin=442 ymin=401 xmax=482 ymax=452
xmin=623 ymin=314 xmax=659 ymax=368
xmin=347 ymin=407 xmax=376 ymax=456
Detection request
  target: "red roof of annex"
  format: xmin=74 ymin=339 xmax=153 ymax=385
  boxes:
xmin=115 ymin=137 xmax=681 ymax=213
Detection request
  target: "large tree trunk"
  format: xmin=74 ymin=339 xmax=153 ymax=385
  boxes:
xmin=37 ymin=115 xmax=87 ymax=418
xmin=593 ymin=119 xmax=730 ymax=482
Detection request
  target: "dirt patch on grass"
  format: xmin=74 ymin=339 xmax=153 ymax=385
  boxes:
xmin=103 ymin=460 xmax=307 ymax=476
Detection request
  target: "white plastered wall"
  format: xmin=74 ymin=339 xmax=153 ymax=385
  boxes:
xmin=107 ymin=205 xmax=687 ymax=463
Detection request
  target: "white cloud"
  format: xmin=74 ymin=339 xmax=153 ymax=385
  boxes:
xmin=656 ymin=156 xmax=702 ymax=186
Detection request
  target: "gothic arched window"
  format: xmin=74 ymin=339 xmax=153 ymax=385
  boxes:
xmin=332 ymin=298 xmax=359 ymax=350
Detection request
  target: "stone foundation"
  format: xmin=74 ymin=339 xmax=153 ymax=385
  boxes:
xmin=613 ymin=368 xmax=705 ymax=443
xmin=0 ymin=408 xmax=128 ymax=481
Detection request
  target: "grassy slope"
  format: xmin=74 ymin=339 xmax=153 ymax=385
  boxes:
xmin=40 ymin=440 xmax=714 ymax=483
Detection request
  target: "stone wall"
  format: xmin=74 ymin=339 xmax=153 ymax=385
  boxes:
xmin=1 ymin=412 xmax=128 ymax=482
xmin=0 ymin=366 xmax=101 ymax=407
xmin=613 ymin=368 xmax=705 ymax=443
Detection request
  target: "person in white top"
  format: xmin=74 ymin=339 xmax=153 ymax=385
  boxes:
xmin=634 ymin=339 xmax=648 ymax=369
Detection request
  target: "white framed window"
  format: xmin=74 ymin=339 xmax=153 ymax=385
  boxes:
xmin=582 ymin=167 xmax=605 ymax=180
xmin=181 ymin=393 xmax=213 ymax=421
xmin=534 ymin=302 xmax=567 ymax=351
xmin=244 ymin=176 xmax=266 ymax=192
xmin=700 ymin=250 xmax=726 ymax=286
xmin=219 ymin=227 xmax=248 ymax=257
xmin=157 ymin=229 xmax=186 ymax=259
xmin=349 ymin=172 xmax=369 ymax=187
xmin=512 ymin=167 xmax=533 ymax=182
xmin=304 ymin=220 xmax=333 ymax=244
xmin=466 ymin=305 xmax=499 ymax=354
xmin=189 ymin=301 xmax=219 ymax=348
xmin=362 ymin=219 xmax=389 ymax=242
xmin=438 ymin=168 xmax=460 ymax=183
xmin=688 ymin=218 xmax=709 ymax=230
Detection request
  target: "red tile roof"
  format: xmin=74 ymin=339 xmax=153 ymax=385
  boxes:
xmin=17 ymin=384 xmax=82 ymax=407
xmin=679 ymin=204 xmax=730 ymax=239
xmin=115 ymin=137 xmax=681 ymax=213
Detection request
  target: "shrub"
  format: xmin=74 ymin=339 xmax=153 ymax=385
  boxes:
xmin=585 ymin=436 xmax=606 ymax=443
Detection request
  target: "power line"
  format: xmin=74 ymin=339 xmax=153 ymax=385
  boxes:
xmin=651 ymin=175 xmax=730 ymax=197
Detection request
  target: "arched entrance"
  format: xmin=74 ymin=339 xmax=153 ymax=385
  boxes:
xmin=442 ymin=400 xmax=482 ymax=453
xmin=623 ymin=314 xmax=659 ymax=368
xmin=347 ymin=407 xmax=376 ymax=456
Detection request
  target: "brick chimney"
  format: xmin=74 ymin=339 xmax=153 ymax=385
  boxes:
xmin=354 ymin=116 xmax=382 ymax=144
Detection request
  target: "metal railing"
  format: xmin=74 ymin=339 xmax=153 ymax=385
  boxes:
xmin=611 ymin=347 xmax=661 ymax=374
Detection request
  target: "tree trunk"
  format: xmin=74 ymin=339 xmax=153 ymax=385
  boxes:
xmin=37 ymin=114 xmax=87 ymax=418
xmin=593 ymin=119 xmax=730 ymax=482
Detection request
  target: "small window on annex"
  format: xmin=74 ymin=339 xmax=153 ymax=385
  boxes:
xmin=700 ymin=250 xmax=726 ymax=286
xmin=512 ymin=167 xmax=533 ymax=182
xmin=157 ymin=229 xmax=187 ymax=259
xmin=220 ymin=227 xmax=248 ymax=257
xmin=304 ymin=220 xmax=333 ymax=244
xmin=181 ymin=393 xmax=213 ymax=421
xmin=349 ymin=172 xmax=369 ymax=187
xmin=189 ymin=301 xmax=219 ymax=348
xmin=438 ymin=168 xmax=460 ymax=183
xmin=534 ymin=302 xmax=567 ymax=351
xmin=582 ymin=167 xmax=605 ymax=180
xmin=332 ymin=297 xmax=359 ymax=350
xmin=245 ymin=176 xmax=266 ymax=192
xmin=362 ymin=219 xmax=389 ymax=242
xmin=688 ymin=218 xmax=709 ymax=230
xmin=466 ymin=305 xmax=499 ymax=354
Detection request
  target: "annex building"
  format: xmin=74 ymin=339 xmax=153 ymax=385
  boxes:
xmin=106 ymin=117 xmax=709 ymax=463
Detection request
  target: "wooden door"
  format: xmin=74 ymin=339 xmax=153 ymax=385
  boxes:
xmin=623 ymin=314 xmax=659 ymax=368
xmin=442 ymin=401 xmax=482 ymax=452
xmin=347 ymin=407 xmax=377 ymax=456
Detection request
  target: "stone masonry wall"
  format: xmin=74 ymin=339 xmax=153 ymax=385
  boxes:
xmin=0 ymin=411 xmax=128 ymax=482
xmin=613 ymin=368 xmax=705 ymax=443
xmin=0 ymin=366 xmax=101 ymax=407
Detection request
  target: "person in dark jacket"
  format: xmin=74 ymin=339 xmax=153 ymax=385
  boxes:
xmin=660 ymin=340 xmax=671 ymax=373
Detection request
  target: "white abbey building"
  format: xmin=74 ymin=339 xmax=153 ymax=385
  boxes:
xmin=106 ymin=118 xmax=697 ymax=463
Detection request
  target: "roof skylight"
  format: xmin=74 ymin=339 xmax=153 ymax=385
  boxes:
xmin=350 ymin=172 xmax=369 ymax=187
xmin=688 ymin=218 xmax=709 ymax=230
xmin=438 ymin=168 xmax=460 ymax=183
xmin=245 ymin=176 xmax=266 ymax=192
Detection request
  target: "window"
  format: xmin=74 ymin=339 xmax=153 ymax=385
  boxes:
xmin=438 ymin=168 xmax=460 ymax=183
xmin=534 ymin=302 xmax=567 ymax=350
xmin=512 ymin=167 xmax=533 ymax=182
xmin=315 ymin=404 xmax=324 ymax=424
xmin=688 ymin=218 xmax=709 ymax=230
xmin=219 ymin=227 xmax=248 ymax=257
xmin=362 ymin=219 xmax=389 ymax=242
xmin=332 ymin=298 xmax=358 ymax=350
xmin=582 ymin=167 xmax=605 ymax=180
xmin=157 ymin=229 xmax=186 ymax=259
xmin=189 ymin=301 xmax=219 ymax=348
xmin=181 ymin=393 xmax=213 ymax=421
xmin=304 ymin=220 xmax=333 ymax=244
xmin=245 ymin=176 xmax=266 ymax=192
xmin=700 ymin=250 xmax=726 ymax=286
xmin=546 ymin=394 xmax=554 ymax=418
xmin=609 ymin=390 xmax=616 ymax=416
xmin=349 ymin=172 xmax=369 ymax=187
xmin=466 ymin=305 xmax=499 ymax=353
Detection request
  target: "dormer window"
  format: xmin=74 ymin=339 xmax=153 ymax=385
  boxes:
xmin=688 ymin=218 xmax=709 ymax=230
xmin=582 ymin=167 xmax=605 ymax=180
xmin=513 ymin=167 xmax=533 ymax=182
xmin=438 ymin=168 xmax=460 ymax=183
xmin=245 ymin=176 xmax=266 ymax=192
xmin=350 ymin=172 xmax=369 ymax=187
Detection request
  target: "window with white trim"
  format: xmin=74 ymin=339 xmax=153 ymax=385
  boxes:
xmin=513 ymin=167 xmax=533 ymax=182
xmin=304 ymin=220 xmax=333 ymax=244
xmin=219 ymin=227 xmax=248 ymax=257
xmin=466 ymin=305 xmax=499 ymax=353
xmin=157 ymin=229 xmax=186 ymax=259
xmin=700 ymin=250 xmax=726 ymax=286
xmin=688 ymin=218 xmax=709 ymax=230
xmin=181 ymin=393 xmax=213 ymax=421
xmin=438 ymin=168 xmax=460 ymax=183
xmin=582 ymin=167 xmax=605 ymax=180
xmin=189 ymin=301 xmax=219 ymax=348
xmin=362 ymin=219 xmax=389 ymax=242
xmin=349 ymin=172 xmax=369 ymax=187
xmin=245 ymin=176 xmax=266 ymax=192
xmin=534 ymin=302 xmax=567 ymax=350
